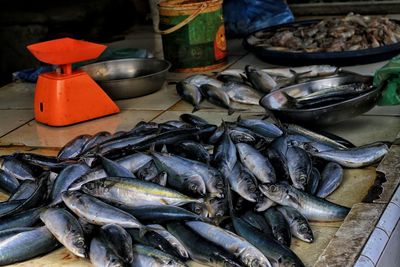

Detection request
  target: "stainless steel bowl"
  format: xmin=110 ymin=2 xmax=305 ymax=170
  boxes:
xmin=80 ymin=58 xmax=171 ymax=100
xmin=259 ymin=75 xmax=382 ymax=125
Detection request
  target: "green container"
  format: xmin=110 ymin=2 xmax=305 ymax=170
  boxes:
xmin=158 ymin=0 xmax=227 ymax=72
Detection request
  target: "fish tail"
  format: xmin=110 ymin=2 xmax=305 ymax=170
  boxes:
xmin=192 ymin=106 xmax=200 ymax=113
xmin=228 ymin=107 xmax=245 ymax=116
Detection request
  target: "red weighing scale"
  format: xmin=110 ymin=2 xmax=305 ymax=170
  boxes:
xmin=27 ymin=38 xmax=120 ymax=126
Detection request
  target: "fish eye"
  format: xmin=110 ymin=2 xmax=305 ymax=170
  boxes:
xmin=270 ymin=185 xmax=277 ymax=192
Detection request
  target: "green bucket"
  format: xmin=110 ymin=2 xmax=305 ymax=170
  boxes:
xmin=158 ymin=0 xmax=227 ymax=72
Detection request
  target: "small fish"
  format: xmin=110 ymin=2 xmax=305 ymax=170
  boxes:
xmin=89 ymin=236 xmax=125 ymax=267
xmin=307 ymin=167 xmax=321 ymax=195
xmin=57 ymin=134 xmax=92 ymax=160
xmin=169 ymin=140 xmax=210 ymax=164
xmin=316 ymin=162 xmax=344 ymax=198
xmin=40 ymin=208 xmax=87 ymax=258
xmin=167 ymin=222 xmax=242 ymax=267
xmin=176 ymin=81 xmax=203 ymax=112
xmin=50 ymin=163 xmax=90 ymax=205
xmin=0 ymin=207 xmax=44 ymax=231
xmin=221 ymin=82 xmax=262 ymax=105
xmin=228 ymin=163 xmax=258 ymax=202
xmin=228 ymin=126 xmax=258 ymax=144
xmin=186 ymin=221 xmax=272 ymax=267
xmin=124 ymin=205 xmax=204 ymax=224
xmin=277 ymin=206 xmax=314 ymax=243
xmin=0 ymin=157 xmax=35 ymax=181
xmin=260 ymin=183 xmax=350 ymax=222
xmin=200 ymin=84 xmax=239 ymax=115
xmin=62 ymin=191 xmax=145 ymax=229
xmin=179 ymin=113 xmax=208 ymax=127
xmin=245 ymin=65 xmax=277 ymax=93
xmin=213 ymin=132 xmax=237 ymax=178
xmin=131 ymin=244 xmax=187 ymax=267
xmin=236 ymin=143 xmax=276 ymax=184
xmin=147 ymin=224 xmax=189 ymax=259
xmin=286 ymin=146 xmax=312 ymax=191
xmin=312 ymin=143 xmax=389 ymax=168
xmin=238 ymin=118 xmax=283 ymax=139
xmin=0 ymin=169 xmax=20 ymax=193
xmin=240 ymin=210 xmax=273 ymax=237
xmin=232 ymin=217 xmax=305 ymax=267
xmin=81 ymin=176 xmax=203 ymax=207
xmin=185 ymin=74 xmax=223 ymax=88
xmin=0 ymin=226 xmax=59 ymax=265
xmin=100 ymin=155 xmax=135 ymax=178
xmin=80 ymin=131 xmax=111 ymax=153
xmin=264 ymin=207 xmax=291 ymax=247
xmin=99 ymin=224 xmax=133 ymax=263
xmin=216 ymin=69 xmax=247 ymax=84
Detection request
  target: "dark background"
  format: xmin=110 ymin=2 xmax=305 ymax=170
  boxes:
xmin=0 ymin=0 xmax=151 ymax=86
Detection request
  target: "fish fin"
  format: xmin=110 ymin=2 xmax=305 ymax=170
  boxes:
xmin=192 ymin=106 xmax=200 ymax=113
xmin=282 ymin=91 xmax=297 ymax=104
xmin=240 ymin=74 xmax=249 ymax=83
xmin=160 ymin=145 xmax=168 ymax=154
xmin=228 ymin=107 xmax=246 ymax=116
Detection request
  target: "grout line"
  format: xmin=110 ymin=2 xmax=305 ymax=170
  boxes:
xmin=0 ymin=119 xmax=34 ymax=139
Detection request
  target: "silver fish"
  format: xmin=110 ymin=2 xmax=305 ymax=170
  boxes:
xmin=186 ymin=221 xmax=272 ymax=267
xmin=40 ymin=208 xmax=86 ymax=258
xmin=81 ymin=176 xmax=203 ymax=207
xmin=221 ymin=82 xmax=262 ymax=105
xmin=316 ymin=162 xmax=343 ymax=198
xmin=185 ymin=74 xmax=223 ymax=88
xmin=228 ymin=163 xmax=258 ymax=202
xmin=147 ymin=224 xmax=189 ymax=259
xmin=0 ymin=157 xmax=35 ymax=181
xmin=200 ymin=84 xmax=238 ymax=115
xmin=312 ymin=143 xmax=389 ymax=168
xmin=0 ymin=169 xmax=19 ymax=193
xmin=286 ymin=146 xmax=312 ymax=191
xmin=176 ymin=81 xmax=203 ymax=112
xmin=58 ymin=134 xmax=92 ymax=160
xmin=50 ymin=162 xmax=90 ymax=205
xmin=62 ymin=191 xmax=144 ymax=229
xmin=307 ymin=167 xmax=321 ymax=195
xmin=245 ymin=65 xmax=277 ymax=93
xmin=277 ymin=206 xmax=314 ymax=243
xmin=131 ymin=244 xmax=187 ymax=267
xmin=89 ymin=236 xmax=125 ymax=267
xmin=260 ymin=183 xmax=350 ymax=222
xmin=0 ymin=226 xmax=59 ymax=265
xmin=99 ymin=224 xmax=133 ymax=263
xmin=236 ymin=143 xmax=276 ymax=183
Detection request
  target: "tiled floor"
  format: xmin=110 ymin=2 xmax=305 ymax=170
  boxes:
xmin=0 ymin=24 xmax=399 ymax=267
xmin=0 ymin=26 xmax=399 ymax=148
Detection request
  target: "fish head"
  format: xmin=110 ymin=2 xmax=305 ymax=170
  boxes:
xmin=258 ymin=183 xmax=287 ymax=202
xmin=276 ymin=255 xmax=300 ymax=267
xmin=245 ymin=256 xmax=270 ymax=267
xmin=70 ymin=234 xmax=87 ymax=258
xmin=294 ymin=174 xmax=307 ymax=191
xmin=296 ymin=221 xmax=314 ymax=243
xmin=183 ymin=175 xmax=206 ymax=196
xmin=106 ymin=255 xmax=125 ymax=267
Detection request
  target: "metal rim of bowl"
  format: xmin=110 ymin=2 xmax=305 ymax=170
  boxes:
xmin=260 ymin=82 xmax=380 ymax=113
xmin=84 ymin=58 xmax=172 ymax=83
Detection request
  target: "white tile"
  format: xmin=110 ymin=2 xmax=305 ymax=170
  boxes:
xmin=377 ymin=221 xmax=400 ymax=267
xmin=391 ymin=185 xmax=400 ymax=208
xmin=365 ymin=106 xmax=400 ymax=117
xmin=319 ymin=115 xmax=400 ymax=146
xmin=116 ymin=83 xmax=181 ymax=111
xmin=377 ymin=203 xmax=400 ymax=237
xmin=361 ymin=228 xmax=389 ymax=264
xmin=354 ymin=255 xmax=375 ymax=267
xmin=0 ymin=110 xmax=161 ymax=148
xmin=0 ymin=82 xmax=34 ymax=109
xmin=341 ymin=61 xmax=388 ymax=76
xmin=0 ymin=110 xmax=34 ymax=137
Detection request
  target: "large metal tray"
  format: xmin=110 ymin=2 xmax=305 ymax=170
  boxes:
xmin=259 ymin=74 xmax=382 ymax=125
xmin=243 ymin=20 xmax=400 ymax=66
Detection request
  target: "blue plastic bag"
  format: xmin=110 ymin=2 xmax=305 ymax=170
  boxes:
xmin=223 ymin=0 xmax=294 ymax=38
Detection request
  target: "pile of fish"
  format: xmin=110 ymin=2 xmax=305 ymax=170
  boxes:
xmin=0 ymin=114 xmax=390 ymax=267
xmin=247 ymin=13 xmax=400 ymax=52
xmin=176 ymin=65 xmax=339 ymax=113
